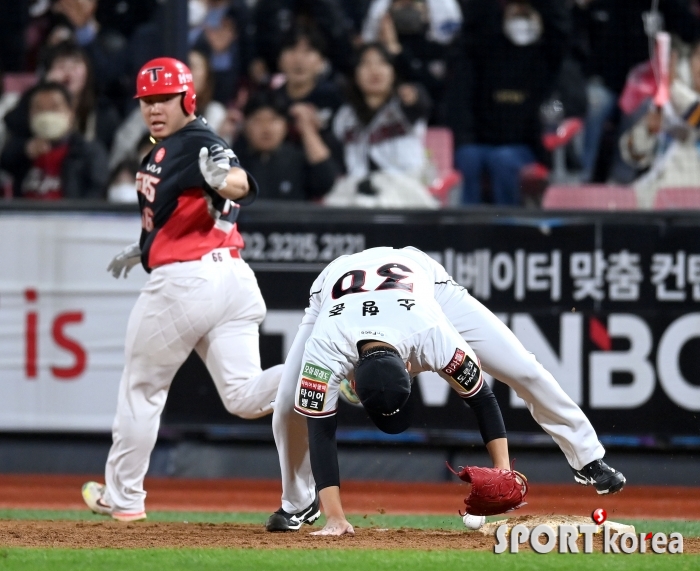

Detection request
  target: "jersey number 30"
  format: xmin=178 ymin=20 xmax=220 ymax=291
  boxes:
xmin=331 ymin=263 xmax=414 ymax=299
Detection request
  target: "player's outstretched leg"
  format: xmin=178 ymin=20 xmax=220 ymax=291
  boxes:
xmin=83 ymin=270 xmax=214 ymax=520
xmin=571 ymin=459 xmax=626 ymax=494
xmin=197 ymin=257 xmax=282 ymax=419
xmin=435 ymin=283 xmax=626 ymax=492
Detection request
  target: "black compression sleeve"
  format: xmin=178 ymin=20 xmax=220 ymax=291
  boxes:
xmin=463 ymin=382 xmax=507 ymax=444
xmin=307 ymin=415 xmax=340 ymax=491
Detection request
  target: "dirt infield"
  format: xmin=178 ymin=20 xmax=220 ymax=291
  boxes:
xmin=1 ymin=519 xmax=699 ymax=552
xmin=1 ymin=476 xmax=700 ymax=552
xmin=1 ymin=475 xmax=700 ymax=519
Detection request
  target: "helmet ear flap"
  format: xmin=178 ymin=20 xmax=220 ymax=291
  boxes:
xmin=181 ymin=91 xmax=196 ymax=116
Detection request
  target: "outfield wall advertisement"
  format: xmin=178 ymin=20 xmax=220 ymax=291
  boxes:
xmin=0 ymin=209 xmax=698 ymax=447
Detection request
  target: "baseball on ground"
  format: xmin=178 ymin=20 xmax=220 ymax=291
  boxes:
xmin=462 ymin=514 xmax=486 ymax=530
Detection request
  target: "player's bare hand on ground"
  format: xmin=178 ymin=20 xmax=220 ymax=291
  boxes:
xmin=198 ymin=145 xmax=233 ymax=190
xmin=107 ymin=242 xmax=141 ymax=279
xmin=310 ymin=517 xmax=355 ymax=536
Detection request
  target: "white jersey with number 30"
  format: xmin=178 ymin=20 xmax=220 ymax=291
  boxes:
xmin=293 ymin=247 xmax=483 ymax=418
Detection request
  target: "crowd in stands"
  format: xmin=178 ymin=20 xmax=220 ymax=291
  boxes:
xmin=2 ymin=0 xmax=700 ymax=209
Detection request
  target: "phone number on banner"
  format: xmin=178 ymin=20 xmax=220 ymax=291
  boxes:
xmin=240 ymin=232 xmax=366 ymax=264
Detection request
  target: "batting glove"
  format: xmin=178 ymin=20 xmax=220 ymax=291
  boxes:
xmin=107 ymin=242 xmax=141 ymax=279
xmin=199 ymin=145 xmax=234 ymax=191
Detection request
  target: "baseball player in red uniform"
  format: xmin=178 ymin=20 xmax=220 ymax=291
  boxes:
xmin=81 ymin=57 xmax=283 ymax=522
xmin=267 ymin=247 xmax=626 ymax=535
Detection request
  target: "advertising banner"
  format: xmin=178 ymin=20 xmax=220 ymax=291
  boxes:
xmin=0 ymin=213 xmax=146 ymax=430
xmin=1 ymin=209 xmax=698 ymax=447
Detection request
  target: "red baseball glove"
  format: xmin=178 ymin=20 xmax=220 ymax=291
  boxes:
xmin=448 ymin=462 xmax=528 ymax=516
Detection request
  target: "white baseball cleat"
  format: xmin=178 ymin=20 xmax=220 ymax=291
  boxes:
xmin=81 ymin=481 xmax=112 ymax=516
xmin=81 ymin=481 xmax=147 ymax=522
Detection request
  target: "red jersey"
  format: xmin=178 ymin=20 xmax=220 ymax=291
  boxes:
xmin=21 ymin=142 xmax=70 ymax=199
xmin=135 ymin=117 xmax=258 ymax=271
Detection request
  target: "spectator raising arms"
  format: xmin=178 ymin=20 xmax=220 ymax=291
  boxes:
xmin=325 ymin=43 xmax=437 ymax=208
xmin=0 ymin=82 xmax=108 ymax=199
xmin=362 ymin=0 xmax=463 ymax=121
xmin=620 ymin=39 xmax=700 ymax=208
xmin=233 ymin=91 xmax=338 ymax=200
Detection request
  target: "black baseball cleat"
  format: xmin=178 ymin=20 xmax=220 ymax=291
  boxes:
xmin=265 ymin=495 xmax=321 ymax=532
xmin=571 ymin=459 xmax=626 ymax=495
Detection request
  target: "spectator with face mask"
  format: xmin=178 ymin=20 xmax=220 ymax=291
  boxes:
xmin=3 ymin=41 xmax=120 ymax=156
xmin=106 ymin=132 xmax=153 ymax=203
xmin=0 ymin=82 xmax=108 ymax=199
xmin=24 ymin=0 xmax=131 ymax=103
xmin=233 ymin=91 xmax=339 ymax=200
xmin=448 ymin=0 xmax=569 ymax=205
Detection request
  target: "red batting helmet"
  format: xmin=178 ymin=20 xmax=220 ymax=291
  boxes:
xmin=134 ymin=57 xmax=196 ymax=115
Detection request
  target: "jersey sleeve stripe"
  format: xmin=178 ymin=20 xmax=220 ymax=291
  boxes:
xmin=462 ymin=375 xmax=484 ymax=398
xmin=294 ymin=406 xmax=337 ymax=418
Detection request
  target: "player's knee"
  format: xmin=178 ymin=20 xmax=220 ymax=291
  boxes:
xmin=271 ymin=404 xmax=290 ymax=429
xmin=512 ymin=357 xmax=546 ymax=387
xmin=221 ymin=387 xmax=270 ymax=419
xmin=224 ymin=398 xmax=267 ymax=419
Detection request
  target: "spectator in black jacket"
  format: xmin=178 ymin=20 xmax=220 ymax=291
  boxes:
xmin=233 ymin=91 xmax=338 ymax=200
xmin=0 ymin=82 xmax=108 ymax=199
xmin=273 ymin=27 xmax=344 ymax=146
xmin=448 ymin=0 xmax=569 ymax=205
xmin=250 ymin=0 xmax=354 ymax=81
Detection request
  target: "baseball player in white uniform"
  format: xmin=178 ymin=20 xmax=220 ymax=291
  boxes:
xmin=80 ymin=57 xmax=283 ymax=522
xmin=267 ymin=247 xmax=626 ymax=535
